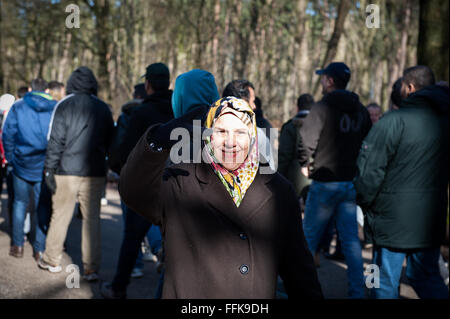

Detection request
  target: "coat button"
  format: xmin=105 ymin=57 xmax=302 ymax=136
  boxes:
xmin=239 ymin=264 xmax=249 ymax=274
xmin=239 ymin=232 xmax=248 ymax=240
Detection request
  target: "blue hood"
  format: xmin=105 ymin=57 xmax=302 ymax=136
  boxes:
xmin=23 ymin=91 xmax=55 ymax=112
xmin=172 ymin=69 xmax=220 ymax=118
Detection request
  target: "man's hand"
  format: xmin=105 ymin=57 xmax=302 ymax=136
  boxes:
xmin=301 ymin=166 xmax=309 ymax=178
xmin=44 ymin=168 xmax=57 ymax=195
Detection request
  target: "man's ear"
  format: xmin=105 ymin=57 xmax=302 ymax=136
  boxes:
xmin=408 ymin=83 xmax=416 ymax=95
xmin=327 ymin=76 xmax=335 ymax=90
xmin=145 ymin=80 xmax=154 ymax=95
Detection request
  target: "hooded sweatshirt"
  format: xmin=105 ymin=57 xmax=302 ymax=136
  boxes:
xmin=171 ymin=69 xmax=220 ymax=119
xmin=299 ymin=90 xmax=372 ymax=182
xmin=66 ymin=66 xmax=98 ymax=96
xmin=401 ymin=84 xmax=449 ymax=115
xmin=45 ymin=66 xmax=114 ymax=176
xmin=2 ymin=91 xmax=56 ymax=182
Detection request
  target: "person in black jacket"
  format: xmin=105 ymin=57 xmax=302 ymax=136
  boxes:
xmin=298 ymin=62 xmax=372 ymax=298
xmin=354 ymin=66 xmax=448 ymax=299
xmin=38 ymin=67 xmax=114 ymax=281
xmin=108 ymin=83 xmax=148 ymax=174
xmin=101 ymin=63 xmax=174 ymax=299
xmin=254 ymin=96 xmax=272 ymax=133
xmin=278 ymin=93 xmax=313 ymax=200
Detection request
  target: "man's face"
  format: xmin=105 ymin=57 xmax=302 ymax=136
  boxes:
xmin=211 ymin=113 xmax=251 ymax=171
xmin=248 ymin=87 xmax=256 ymax=110
xmin=320 ymin=75 xmax=334 ymax=95
xmin=368 ymin=107 xmax=382 ymax=124
xmin=49 ymin=88 xmax=65 ymax=101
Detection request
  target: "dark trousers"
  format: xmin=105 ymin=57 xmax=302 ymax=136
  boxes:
xmin=35 ymin=180 xmax=52 ymax=252
xmin=112 ymin=204 xmax=152 ymax=292
xmin=1 ymin=166 xmax=14 ymax=229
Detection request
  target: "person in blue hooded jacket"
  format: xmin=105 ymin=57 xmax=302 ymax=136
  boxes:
xmin=2 ymin=78 xmax=57 ymax=259
xmin=171 ymin=69 xmax=220 ymax=118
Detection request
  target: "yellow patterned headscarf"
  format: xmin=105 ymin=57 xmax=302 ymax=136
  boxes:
xmin=204 ymin=97 xmax=259 ymax=207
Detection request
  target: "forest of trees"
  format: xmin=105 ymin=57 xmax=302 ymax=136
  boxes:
xmin=0 ymin=0 xmax=448 ymax=125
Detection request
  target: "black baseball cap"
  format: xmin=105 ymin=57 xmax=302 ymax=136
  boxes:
xmin=141 ymin=63 xmax=170 ymax=81
xmin=315 ymin=62 xmax=351 ymax=84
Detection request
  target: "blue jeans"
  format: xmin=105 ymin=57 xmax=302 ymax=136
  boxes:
xmin=303 ymin=181 xmax=365 ymax=298
xmin=148 ymin=223 xmax=162 ymax=255
xmin=11 ymin=173 xmax=45 ymax=251
xmin=372 ymin=246 xmax=448 ymax=299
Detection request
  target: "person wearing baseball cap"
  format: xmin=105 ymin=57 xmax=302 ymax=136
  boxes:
xmin=298 ymin=62 xmax=372 ymax=298
xmin=141 ymin=62 xmax=170 ymax=93
xmin=315 ymin=62 xmax=351 ymax=95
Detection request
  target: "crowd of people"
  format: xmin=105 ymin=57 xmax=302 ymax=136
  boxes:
xmin=0 ymin=60 xmax=448 ymax=299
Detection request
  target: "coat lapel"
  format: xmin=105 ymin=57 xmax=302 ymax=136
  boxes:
xmin=195 ymin=162 xmax=274 ymax=223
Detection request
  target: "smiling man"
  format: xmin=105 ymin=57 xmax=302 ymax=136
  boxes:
xmin=119 ymin=96 xmax=323 ymax=299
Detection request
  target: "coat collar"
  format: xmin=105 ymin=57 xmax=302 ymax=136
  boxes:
xmin=195 ymin=161 xmax=275 ymax=222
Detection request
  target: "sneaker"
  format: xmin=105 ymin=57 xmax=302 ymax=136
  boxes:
xmin=130 ymin=267 xmax=144 ymax=278
xmin=101 ymin=198 xmax=108 ymax=206
xmin=100 ymin=282 xmax=126 ymax=299
xmin=83 ymin=270 xmax=99 ymax=282
xmin=38 ymin=258 xmax=62 ymax=273
xmin=142 ymin=250 xmax=158 ymax=263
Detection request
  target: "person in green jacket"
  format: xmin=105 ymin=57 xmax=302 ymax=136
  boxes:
xmin=354 ymin=65 xmax=449 ymax=299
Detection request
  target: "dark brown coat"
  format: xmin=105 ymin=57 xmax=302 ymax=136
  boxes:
xmin=119 ymin=128 xmax=323 ymax=299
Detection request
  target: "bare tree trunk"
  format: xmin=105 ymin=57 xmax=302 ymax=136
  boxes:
xmin=294 ymin=0 xmax=309 ymax=98
xmin=418 ymin=0 xmax=449 ymax=81
xmin=0 ymin=0 xmax=4 ymax=92
xmin=58 ymin=32 xmax=72 ymax=82
xmin=313 ymin=0 xmax=351 ymax=95
xmin=86 ymin=0 xmax=112 ymax=101
xmin=211 ymin=0 xmax=221 ymax=77
xmin=387 ymin=0 xmax=412 ymax=102
xmin=219 ymin=2 xmax=232 ymax=87
xmin=321 ymin=0 xmax=351 ymax=67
